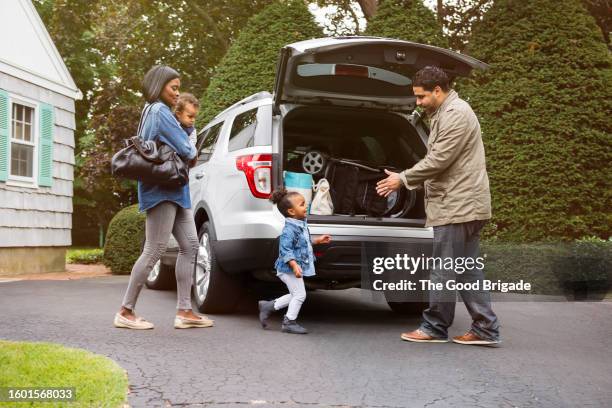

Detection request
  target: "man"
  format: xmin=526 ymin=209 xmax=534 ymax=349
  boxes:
xmin=376 ymin=66 xmax=500 ymax=346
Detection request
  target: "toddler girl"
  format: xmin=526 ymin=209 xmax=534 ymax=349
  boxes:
xmin=258 ymin=189 xmax=331 ymax=334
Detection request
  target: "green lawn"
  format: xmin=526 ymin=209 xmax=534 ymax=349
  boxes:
xmin=0 ymin=340 xmax=128 ymax=407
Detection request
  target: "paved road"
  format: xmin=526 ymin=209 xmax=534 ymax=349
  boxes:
xmin=1 ymin=276 xmax=611 ymax=407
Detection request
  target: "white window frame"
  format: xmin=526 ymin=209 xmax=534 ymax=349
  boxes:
xmin=7 ymin=94 xmax=39 ymax=189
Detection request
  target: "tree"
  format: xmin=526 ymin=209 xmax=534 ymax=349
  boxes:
xmin=315 ymin=0 xmax=490 ymax=51
xmin=314 ymin=0 xmax=367 ymax=35
xmin=364 ymin=0 xmax=448 ymax=48
xmin=435 ymin=0 xmax=493 ymax=50
xmin=357 ymin=0 xmax=379 ymax=18
xmin=76 ymin=81 xmax=141 ymax=240
xmin=581 ymin=0 xmax=611 ymax=48
xmin=199 ymin=0 xmax=324 ymax=124
xmin=90 ymin=0 xmax=275 ymax=101
xmin=64 ymin=0 xmax=275 ymax=244
xmin=461 ymin=0 xmax=612 ymax=241
xmin=33 ymin=0 xmax=106 ymax=153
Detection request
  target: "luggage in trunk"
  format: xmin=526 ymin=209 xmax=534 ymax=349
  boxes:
xmin=281 ymin=105 xmax=427 ymax=221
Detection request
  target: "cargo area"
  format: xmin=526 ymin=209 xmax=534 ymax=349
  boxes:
xmin=281 ymin=105 xmax=428 ymax=227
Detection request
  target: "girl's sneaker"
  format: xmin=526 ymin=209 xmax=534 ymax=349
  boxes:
xmin=258 ymin=300 xmax=276 ymax=329
xmin=282 ymin=316 xmax=308 ymax=334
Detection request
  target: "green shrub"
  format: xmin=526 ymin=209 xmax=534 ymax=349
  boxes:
xmin=364 ymin=0 xmax=448 ymax=48
xmin=103 ymin=204 xmax=145 ymax=275
xmin=198 ymin=0 xmax=323 ymax=125
xmin=460 ymin=0 xmax=612 ymax=241
xmin=481 ymin=241 xmax=612 ymax=295
xmin=66 ymin=248 xmax=104 ymax=264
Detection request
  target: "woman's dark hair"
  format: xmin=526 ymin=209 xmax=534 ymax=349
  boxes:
xmin=270 ymin=188 xmax=300 ymax=217
xmin=413 ymin=66 xmax=450 ymax=92
xmin=142 ymin=65 xmax=180 ymax=103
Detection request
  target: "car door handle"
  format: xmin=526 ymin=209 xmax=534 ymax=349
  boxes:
xmin=195 ymin=172 xmax=205 ymax=179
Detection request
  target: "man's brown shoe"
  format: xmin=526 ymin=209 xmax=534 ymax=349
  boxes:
xmin=452 ymin=331 xmax=500 ymax=346
xmin=400 ymin=329 xmax=449 ymax=343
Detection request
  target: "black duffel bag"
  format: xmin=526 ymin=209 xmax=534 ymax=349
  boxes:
xmin=111 ymin=103 xmax=189 ymax=187
xmin=325 ymin=160 xmax=388 ymax=217
xmin=325 ymin=159 xmax=407 ymax=218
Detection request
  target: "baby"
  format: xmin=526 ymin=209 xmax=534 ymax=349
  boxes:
xmin=175 ymin=92 xmax=199 ymax=151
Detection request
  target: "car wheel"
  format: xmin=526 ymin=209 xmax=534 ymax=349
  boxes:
xmin=192 ymin=221 xmax=243 ymax=314
xmin=386 ymin=301 xmax=428 ymax=315
xmin=301 ymin=150 xmax=327 ymax=176
xmin=142 ymin=240 xmax=175 ymax=290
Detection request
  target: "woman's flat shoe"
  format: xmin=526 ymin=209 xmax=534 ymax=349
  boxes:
xmin=174 ymin=315 xmax=214 ymax=329
xmin=113 ymin=313 xmax=154 ymax=330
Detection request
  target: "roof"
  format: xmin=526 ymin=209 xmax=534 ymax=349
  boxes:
xmin=0 ymin=0 xmax=82 ymax=100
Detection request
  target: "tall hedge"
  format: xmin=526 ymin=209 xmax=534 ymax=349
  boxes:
xmin=199 ymin=0 xmax=323 ymax=124
xmin=460 ymin=0 xmax=612 ymax=242
xmin=364 ymin=0 xmax=448 ymax=48
xmin=103 ymin=205 xmax=145 ymax=275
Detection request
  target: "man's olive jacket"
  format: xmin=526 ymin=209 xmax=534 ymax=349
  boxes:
xmin=399 ymin=90 xmax=492 ymax=227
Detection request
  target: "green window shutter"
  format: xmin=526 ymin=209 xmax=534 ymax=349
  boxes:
xmin=0 ymin=90 xmax=9 ymax=182
xmin=38 ymin=103 xmax=54 ymax=187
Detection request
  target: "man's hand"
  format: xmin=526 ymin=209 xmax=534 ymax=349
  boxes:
xmin=376 ymin=169 xmax=403 ymax=197
xmin=313 ymin=235 xmax=331 ymax=245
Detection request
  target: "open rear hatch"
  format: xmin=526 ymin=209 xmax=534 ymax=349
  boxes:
xmin=273 ymin=36 xmax=489 ymax=113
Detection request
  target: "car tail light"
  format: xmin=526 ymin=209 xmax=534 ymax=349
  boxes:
xmin=236 ymin=154 xmax=273 ymax=199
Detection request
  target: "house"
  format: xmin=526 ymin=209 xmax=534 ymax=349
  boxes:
xmin=0 ymin=0 xmax=82 ymax=275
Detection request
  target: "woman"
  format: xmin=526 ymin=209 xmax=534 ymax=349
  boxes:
xmin=114 ymin=65 xmax=213 ymax=330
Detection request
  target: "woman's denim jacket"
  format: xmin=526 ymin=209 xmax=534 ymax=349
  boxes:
xmin=274 ymin=218 xmax=316 ymax=277
xmin=137 ymin=101 xmax=197 ymax=212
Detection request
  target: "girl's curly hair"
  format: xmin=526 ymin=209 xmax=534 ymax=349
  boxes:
xmin=270 ymin=188 xmax=300 ymax=217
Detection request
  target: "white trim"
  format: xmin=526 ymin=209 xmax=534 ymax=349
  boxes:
xmin=0 ymin=60 xmax=81 ymax=101
xmin=0 ymin=0 xmax=82 ymax=101
xmin=7 ymin=95 xmax=39 ymax=188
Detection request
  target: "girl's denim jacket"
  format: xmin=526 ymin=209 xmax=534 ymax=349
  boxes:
xmin=137 ymin=101 xmax=197 ymax=212
xmin=274 ymin=217 xmax=316 ymax=277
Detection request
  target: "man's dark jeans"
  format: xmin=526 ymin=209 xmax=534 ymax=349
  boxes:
xmin=419 ymin=220 xmax=500 ymax=341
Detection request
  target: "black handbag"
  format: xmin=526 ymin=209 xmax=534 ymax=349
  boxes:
xmin=111 ymin=103 xmax=189 ymax=187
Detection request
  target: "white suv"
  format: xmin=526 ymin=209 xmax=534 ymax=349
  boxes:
xmin=145 ymin=37 xmax=488 ymax=314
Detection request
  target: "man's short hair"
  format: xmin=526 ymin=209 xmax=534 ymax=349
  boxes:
xmin=413 ymin=66 xmax=450 ymax=92
xmin=176 ymin=92 xmax=200 ymax=112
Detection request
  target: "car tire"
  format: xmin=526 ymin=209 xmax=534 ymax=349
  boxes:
xmin=143 ymin=240 xmax=176 ymax=290
xmin=386 ymin=301 xmax=428 ymax=315
xmin=192 ymin=221 xmax=243 ymax=314
xmin=301 ymin=150 xmax=328 ymax=176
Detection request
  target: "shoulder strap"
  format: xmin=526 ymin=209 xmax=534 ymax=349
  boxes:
xmin=136 ymin=102 xmax=158 ymax=139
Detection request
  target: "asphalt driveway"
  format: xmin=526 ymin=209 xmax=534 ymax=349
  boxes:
xmin=1 ymin=276 xmax=611 ymax=407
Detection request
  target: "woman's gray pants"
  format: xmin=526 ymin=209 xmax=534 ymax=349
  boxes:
xmin=122 ymin=201 xmax=199 ymax=311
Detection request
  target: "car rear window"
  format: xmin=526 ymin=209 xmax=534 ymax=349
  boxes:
xmin=294 ymin=63 xmax=412 ymax=97
xmin=297 ymin=63 xmax=411 ymax=86
xmin=228 ymin=108 xmax=258 ymax=152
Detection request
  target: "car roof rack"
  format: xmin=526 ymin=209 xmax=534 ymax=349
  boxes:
xmin=214 ymin=91 xmax=272 ymax=119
